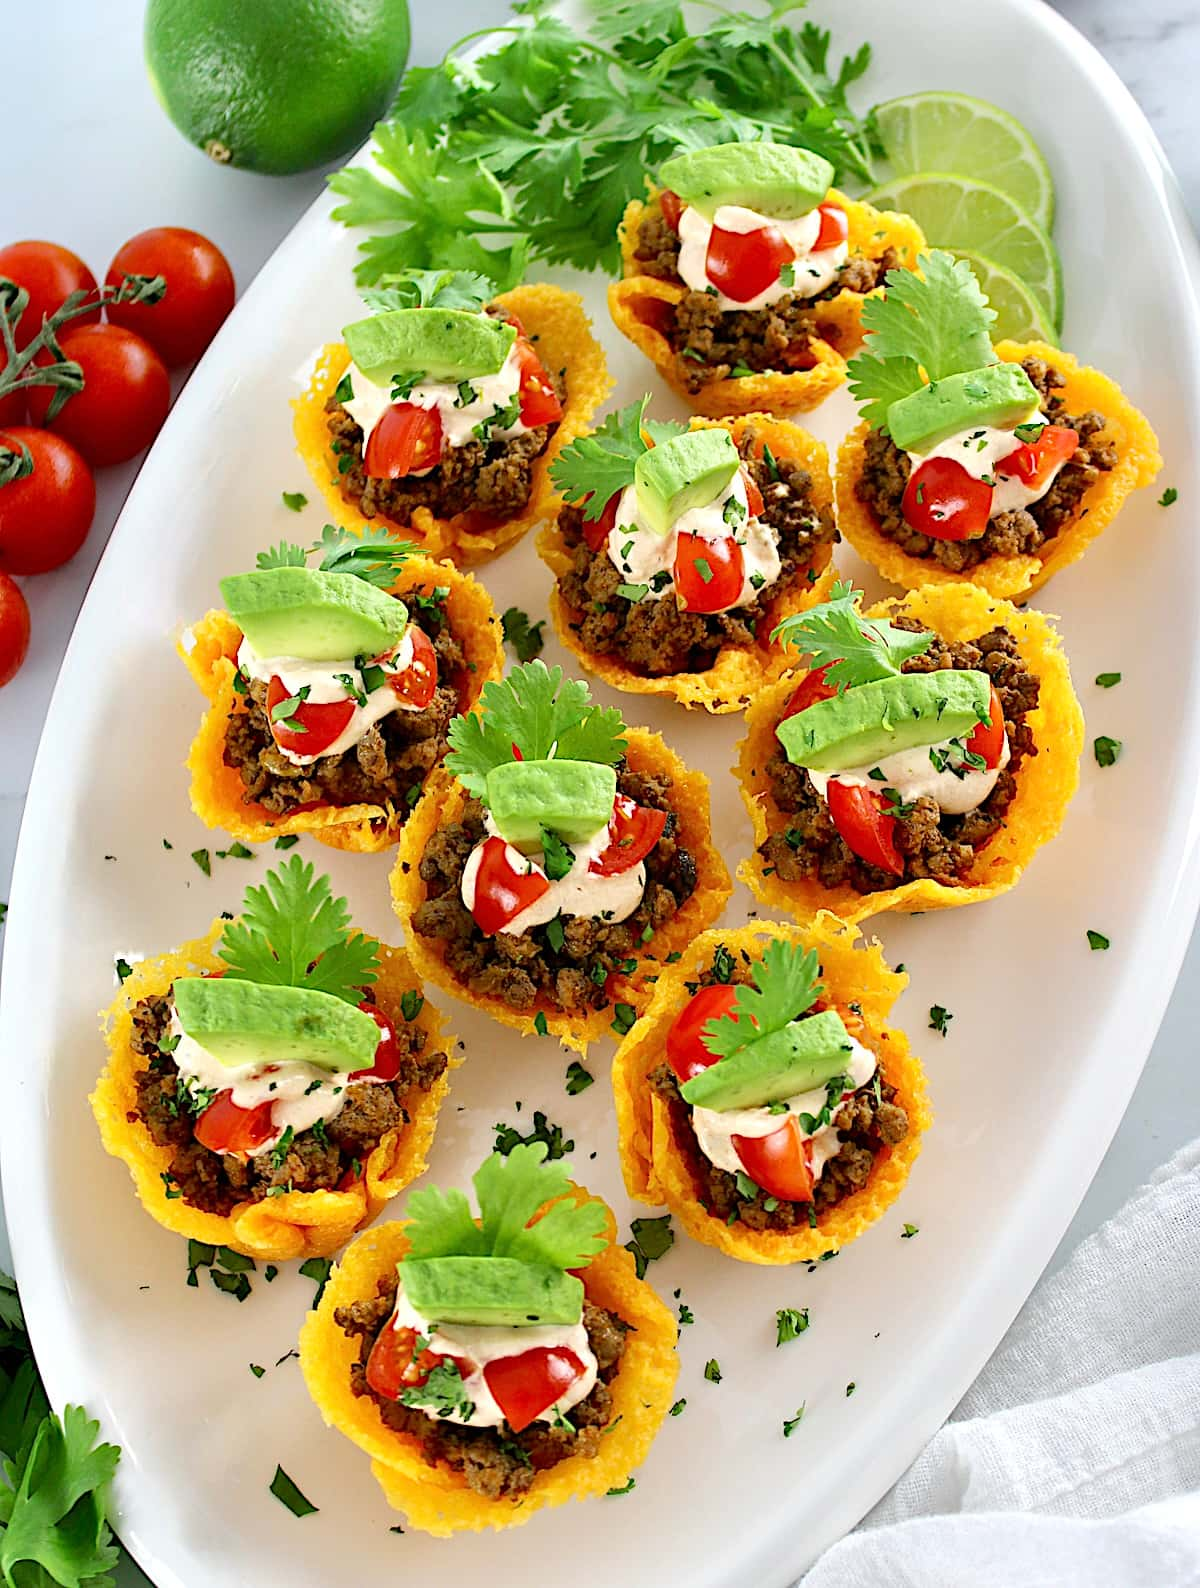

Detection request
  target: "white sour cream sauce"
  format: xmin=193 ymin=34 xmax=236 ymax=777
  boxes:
xmin=606 ymin=469 xmax=783 ymax=612
xmin=461 ymin=814 xmax=645 ymax=936
xmin=677 ymin=202 xmax=849 ymax=312
xmin=343 ymin=341 xmax=529 ymax=465
xmin=388 ymin=1281 xmax=598 ymax=1430
xmin=237 ymin=628 xmax=417 ymax=768
xmin=908 ymin=411 xmax=1070 ymax=517
xmin=808 ymin=730 xmax=1011 ymax=818
xmin=691 ymin=1034 xmax=878 ymax=1183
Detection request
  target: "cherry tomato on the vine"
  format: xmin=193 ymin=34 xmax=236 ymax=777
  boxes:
xmin=27 ymin=324 xmax=170 ymax=467
xmin=105 ymin=228 xmax=234 ymax=367
xmin=0 ymin=573 xmax=30 ymax=687
xmin=0 ymin=241 xmax=99 ymax=341
xmin=0 ymin=427 xmax=95 ymax=575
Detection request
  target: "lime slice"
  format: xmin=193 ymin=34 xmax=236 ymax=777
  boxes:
xmin=864 ymin=173 xmax=1063 ymax=331
xmin=873 ymin=92 xmax=1055 ymax=230
xmin=952 ymin=251 xmax=1055 ymax=343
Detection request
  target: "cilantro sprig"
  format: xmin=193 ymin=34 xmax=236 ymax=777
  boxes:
xmin=772 ymin=581 xmax=934 ymax=690
xmin=360 ymin=268 xmax=496 ymax=314
xmin=256 ymin=525 xmax=417 ymax=590
xmin=549 ymin=397 xmax=687 ymax=521
xmin=702 ymin=940 xmax=823 ymax=1061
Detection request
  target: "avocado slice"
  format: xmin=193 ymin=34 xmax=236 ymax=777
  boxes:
xmin=777 ymin=670 xmax=991 ymax=772
xmin=486 ymin=759 xmax=617 ymax=847
xmin=680 ymin=1009 xmax=855 ymax=1111
xmin=342 ymin=308 xmax=516 ymax=385
xmin=220 ymin=567 xmax=408 ymax=662
xmin=402 ymin=1256 xmax=585 ymax=1327
xmin=659 ymin=141 xmax=834 ymax=221
xmin=172 ymin=978 xmax=380 ymax=1072
xmin=633 ymin=428 xmax=740 ymax=538
xmin=888 ymin=363 xmax=1041 ymax=453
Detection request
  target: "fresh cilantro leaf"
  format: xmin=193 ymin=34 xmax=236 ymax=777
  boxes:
xmin=360 ymin=268 xmax=495 ymax=313
xmin=1087 ymin=930 xmax=1110 ymax=952
xmin=772 ymin=581 xmax=934 ymax=689
xmin=565 ymin=1060 xmax=594 ymax=1096
xmin=1094 ymin=735 xmax=1122 ymax=768
xmin=845 ymin=1381 xmax=857 ymax=1397
xmin=929 ymin=1005 xmax=953 ymax=1036
xmin=281 ymin=491 xmax=308 ymax=513
xmin=901 ymin=1223 xmax=919 ymax=1239
xmin=541 ymin=829 xmax=575 ymax=882
xmin=783 ymin=1404 xmax=806 ymax=1436
xmin=256 ymin=540 xmax=307 ymax=570
xmin=0 ymin=1405 xmax=121 ymax=1584
xmin=310 ymin=524 xmax=416 ymax=589
xmin=624 ymin=1214 xmax=673 ymax=1279
xmin=299 ymin=1257 xmax=333 ymax=1307
xmin=550 ymin=397 xmax=681 ymax=519
xmin=1095 ymin=672 xmax=1121 ymax=689
xmin=274 ymin=835 xmax=299 ymax=851
xmin=775 ymin=1306 xmax=810 ymax=1345
xmin=605 ymin=1476 xmax=635 ymax=1497
xmin=501 ymin=606 xmax=546 ymax=663
xmin=191 ymin=848 xmax=211 ymax=877
xmin=669 ymin=1398 xmax=687 ymax=1417
xmin=703 ymin=939 xmax=823 ymax=1061
xmin=1158 ymin=487 xmax=1178 ymax=507
xmin=611 ymin=1002 xmax=637 ymax=1037
xmin=703 ymin=1358 xmax=722 ymax=1384
xmin=270 ymin=1465 xmax=317 ymax=1518
xmin=401 ymin=1360 xmax=476 ymax=1420
xmin=493 ymin=1110 xmax=573 ymax=1160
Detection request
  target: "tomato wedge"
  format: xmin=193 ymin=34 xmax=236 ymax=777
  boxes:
xmin=387 ymin=624 xmax=437 ymax=710
xmin=583 ymin=491 xmax=621 ymax=553
xmin=515 ymin=338 xmax=563 ymax=428
xmin=470 ymin=836 xmax=550 ymax=936
xmin=995 ymin=423 xmax=1079 ymax=490
xmin=659 ymin=189 xmax=685 ymax=231
xmin=194 ymin=1090 xmax=277 ymax=1155
xmin=825 ymin=781 xmax=903 ymax=877
xmin=781 ymin=663 xmax=837 ymax=721
xmin=266 ymin=675 xmax=355 ymax=758
xmin=364 ymin=402 xmax=444 ymax=479
xmin=366 ymin=1323 xmax=474 ymax=1402
xmin=484 ymin=1346 xmax=585 ymax=1432
xmin=705 ymin=222 xmax=794 ymax=303
xmin=733 ymin=1118 xmax=814 ymax=1202
xmin=966 ymin=683 xmax=1005 ymax=770
xmin=902 ymin=455 xmax=993 ymax=542
xmin=674 ymin=531 xmax=744 ymax=612
xmin=590 ymin=795 xmax=667 ymax=876
xmin=742 ymin=467 xmax=764 ymax=519
xmin=666 ymin=983 xmax=740 ymax=1084
xmin=352 ymin=1002 xmax=401 ymax=1082
xmin=813 ymin=202 xmax=849 ymax=252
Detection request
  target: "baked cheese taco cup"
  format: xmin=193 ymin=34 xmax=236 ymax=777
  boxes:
xmin=299 ymin=1145 xmax=679 ymax=1536
xmin=608 ymin=140 xmax=923 ymax=417
xmin=539 ymin=399 xmax=839 ymax=712
xmin=293 ymin=271 xmax=613 ymax=567
xmin=836 ymin=251 xmax=1161 ymax=599
xmin=181 ymin=527 xmax=503 ymax=854
xmin=612 ymin=917 xmax=930 ymax=1265
xmin=390 ymin=660 xmax=731 ymax=1053
xmin=91 ymin=858 xmax=456 ymax=1263
xmin=736 ymin=580 xmax=1083 ymax=927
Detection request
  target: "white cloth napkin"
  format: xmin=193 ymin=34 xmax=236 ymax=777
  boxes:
xmin=804 ymin=1138 xmax=1200 ymax=1586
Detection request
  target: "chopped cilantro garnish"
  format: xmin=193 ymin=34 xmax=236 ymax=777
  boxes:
xmin=772 ymin=580 xmax=933 ymax=684
xmin=1086 ymin=929 xmax=1110 ymax=952
xmin=270 ymin=1465 xmax=318 ymax=1518
xmin=775 ymin=1306 xmax=810 ymax=1345
xmin=250 ymin=1363 xmax=265 ymax=1378
xmin=669 ymin=1398 xmax=687 ymax=1417
xmin=606 ymin=1476 xmax=636 ymax=1497
xmin=493 ymin=1110 xmax=572 ymax=1160
xmin=533 ymin=1010 xmax=549 ymax=1037
xmin=703 ymin=1358 xmax=722 ymax=1384
xmin=901 ymin=1223 xmax=919 ymax=1238
xmin=114 ymin=957 xmax=133 ymax=984
xmin=624 ymin=1214 xmax=673 ymax=1279
xmin=1094 ymin=735 xmax=1122 ymax=768
xmin=1158 ymin=487 xmax=1178 ymax=507
xmin=611 ymin=1002 xmax=637 ymax=1037
xmin=549 ymin=397 xmax=686 ymax=517
xmin=928 ymin=1005 xmax=953 ymax=1037
xmin=845 ymin=1381 xmax=856 ymax=1397
xmin=565 ymin=1060 xmax=594 ymax=1095
xmin=191 ymin=848 xmax=211 ymax=877
xmin=400 ymin=989 xmax=424 ymax=1022
xmin=541 ymin=829 xmax=575 ymax=882
xmin=1095 ymin=672 xmax=1121 ymax=689
xmin=783 ymin=1404 xmax=806 ymax=1437
xmin=281 ymin=491 xmax=308 ymax=512
xmin=501 ymin=605 xmax=546 ymax=663
xmin=299 ymin=1257 xmax=333 ymax=1307
xmin=274 ymin=834 xmax=299 ymax=850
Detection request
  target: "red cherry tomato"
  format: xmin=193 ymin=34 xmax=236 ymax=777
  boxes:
xmin=659 ymin=189 xmax=685 ymax=231
xmin=966 ymin=684 xmax=1005 ymax=770
xmin=0 ymin=427 xmax=95 ymax=575
xmin=514 ymin=338 xmax=563 ymax=429
xmin=742 ymin=468 xmax=764 ymax=519
xmin=666 ymin=983 xmax=741 ymax=1083
xmin=781 ymin=663 xmax=836 ymax=721
xmin=813 ymin=203 xmax=849 ymax=252
xmin=387 ymin=624 xmax=437 ymax=710
xmin=266 ymin=674 xmax=356 ymax=758
xmin=733 ymin=1118 xmax=814 ymax=1202
xmin=0 ymin=241 xmax=99 ymax=340
xmin=583 ymin=491 xmax=620 ymax=553
xmin=995 ymin=423 xmax=1079 ymax=490
xmin=364 ymin=402 xmax=443 ymax=479
xmin=484 ymin=1346 xmax=585 ymax=1433
xmin=470 ymin=835 xmax=550 ymax=936
xmin=705 ymin=222 xmax=794 ymax=303
xmin=366 ymin=1323 xmax=473 ymax=1402
xmin=826 ymin=781 xmax=903 ymax=877
xmin=902 ymin=455 xmax=993 ymax=542
xmin=27 ymin=324 xmax=170 ymax=467
xmin=352 ymin=1002 xmax=401 ymax=1082
xmin=0 ymin=573 xmax=30 ymax=687
xmin=105 ymin=227 xmax=235 ymax=367
xmin=674 ymin=531 xmax=744 ymax=613
xmin=589 ymin=795 xmax=667 ymax=875
xmin=193 ymin=1090 xmax=277 ymax=1155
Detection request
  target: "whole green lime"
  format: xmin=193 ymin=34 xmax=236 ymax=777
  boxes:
xmin=145 ymin=0 xmax=411 ymax=176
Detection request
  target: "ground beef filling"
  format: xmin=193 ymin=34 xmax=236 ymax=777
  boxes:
xmin=223 ymin=600 xmax=465 ymax=819
xmin=337 ymin=1279 xmax=627 ymax=1499
xmin=410 ymin=767 xmax=698 ymax=1014
xmin=760 ymin=622 xmax=1040 ymax=892
xmin=856 ymin=356 xmax=1119 ymax=571
xmin=650 ymin=953 xmax=909 ymax=1232
xmin=555 ymin=431 xmax=836 ymax=678
xmin=632 ymin=203 xmax=895 ymax=392
xmin=129 ymin=989 xmax=448 ymax=1217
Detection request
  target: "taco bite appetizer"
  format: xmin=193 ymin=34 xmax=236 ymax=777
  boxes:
xmin=391 ymin=661 xmax=731 ymax=1051
xmin=293 ymin=269 xmax=612 ymax=565
xmin=540 ymin=396 xmax=837 ymax=711
xmin=613 ymin=919 xmax=929 ymax=1265
xmin=609 ymin=140 xmax=924 ymax=416
xmin=92 ymin=858 xmax=454 ymax=1262
xmin=182 ymin=526 xmax=502 ymax=854
xmin=737 ymin=581 xmax=1083 ymax=926
xmin=838 ymin=250 xmax=1161 ymax=598
xmin=300 ymin=1143 xmax=678 ymax=1535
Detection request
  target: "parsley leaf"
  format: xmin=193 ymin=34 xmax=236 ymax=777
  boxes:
xmin=501 ymin=606 xmax=546 ymax=663
xmin=702 ymin=939 xmax=823 ymax=1061
xmin=549 ymin=397 xmax=680 ymax=520
xmin=772 ymin=581 xmax=934 ymax=688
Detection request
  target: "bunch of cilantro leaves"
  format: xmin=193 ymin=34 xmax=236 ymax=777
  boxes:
xmin=330 ymin=0 xmax=878 ymax=285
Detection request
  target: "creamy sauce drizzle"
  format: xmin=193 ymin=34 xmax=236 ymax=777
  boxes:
xmin=907 ymin=411 xmax=1070 ymax=517
xmin=808 ymin=730 xmax=1010 ymax=817
xmin=460 ymin=813 xmax=645 ymax=936
xmin=676 ymin=202 xmax=849 ymax=311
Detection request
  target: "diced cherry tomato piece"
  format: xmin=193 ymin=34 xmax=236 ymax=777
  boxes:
xmin=659 ymin=189 xmax=685 ymax=231
xmin=583 ymin=491 xmax=620 ymax=553
xmin=995 ymin=424 xmax=1079 ymax=490
xmin=781 ymin=663 xmax=837 ymax=721
xmin=966 ymin=684 xmax=1005 ymax=770
xmin=265 ymin=675 xmax=356 ymax=758
xmin=515 ymin=338 xmax=563 ymax=429
xmin=352 ymin=1002 xmax=401 ymax=1082
xmin=813 ymin=203 xmax=849 ymax=252
xmin=589 ymin=795 xmax=667 ymax=875
xmin=742 ymin=468 xmax=764 ymax=519
xmin=705 ymin=223 xmax=794 ymax=303
xmin=674 ymin=531 xmax=744 ymax=613
xmin=666 ymin=983 xmax=741 ymax=1083
xmin=194 ymin=1090 xmax=277 ymax=1155
xmin=732 ymin=1118 xmax=814 ymax=1202
xmin=470 ymin=836 xmax=550 ymax=936
xmin=826 ymin=781 xmax=903 ymax=877
xmin=366 ymin=1322 xmax=473 ymax=1402
xmin=902 ymin=456 xmax=993 ymax=542
xmin=387 ymin=624 xmax=437 ymax=710
xmin=484 ymin=1346 xmax=585 ymax=1432
xmin=364 ymin=402 xmax=443 ymax=479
